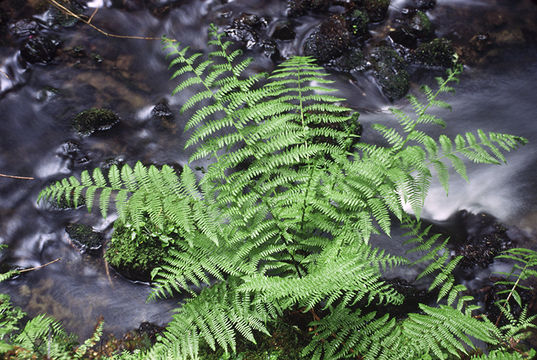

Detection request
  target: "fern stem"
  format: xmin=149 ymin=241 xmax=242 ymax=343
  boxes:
xmin=495 ymin=262 xmax=528 ymax=327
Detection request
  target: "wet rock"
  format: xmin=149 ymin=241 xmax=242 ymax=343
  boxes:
xmin=369 ymin=46 xmax=409 ymax=100
xmin=414 ymin=37 xmax=455 ymax=68
xmin=329 ymin=47 xmax=366 ymax=71
xmin=271 ymin=21 xmax=296 ymax=41
xmin=364 ymin=0 xmax=391 ymax=23
xmin=453 ymin=211 xmax=516 ymax=268
xmin=347 ymin=9 xmax=369 ymax=37
xmin=303 ymin=15 xmax=352 ymax=64
xmin=65 ymin=224 xmax=105 ymax=256
xmin=101 ymin=156 xmax=127 ymax=170
xmin=151 ymin=101 xmax=174 ymax=122
xmin=56 ymin=140 xmax=91 ymax=169
xmin=287 ymin=0 xmax=330 ymax=17
xmin=8 ymin=19 xmax=39 ymax=38
xmin=226 ymin=13 xmax=270 ymax=50
xmin=20 ymin=35 xmax=60 ymax=64
xmin=390 ymin=10 xmax=434 ymax=49
xmin=261 ymin=39 xmax=281 ymax=61
xmin=72 ymin=108 xmax=119 ymax=136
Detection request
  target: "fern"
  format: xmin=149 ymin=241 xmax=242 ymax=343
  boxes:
xmin=493 ymin=248 xmax=537 ymax=311
xmin=34 ymin=25 xmax=532 ymax=360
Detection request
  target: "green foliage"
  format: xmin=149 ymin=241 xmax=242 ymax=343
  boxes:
xmin=0 ymin=293 xmax=106 ymax=359
xmin=35 ymin=26 xmax=533 ymax=360
xmin=493 ymin=248 xmax=537 ymax=310
xmin=105 ymin=220 xmax=177 ymax=278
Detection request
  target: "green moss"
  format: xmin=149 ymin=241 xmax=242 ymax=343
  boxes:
xmin=105 ymin=221 xmax=180 ymax=281
xmin=72 ymin=108 xmax=119 ymax=135
xmin=349 ymin=9 xmax=369 ymax=36
xmin=415 ymin=38 xmax=455 ymax=67
xmin=370 ymin=46 xmax=410 ymax=100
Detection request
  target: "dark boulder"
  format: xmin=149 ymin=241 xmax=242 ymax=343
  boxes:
xmin=72 ymin=108 xmax=119 ymax=136
xmin=151 ymin=101 xmax=174 ymax=122
xmin=414 ymin=37 xmax=455 ymax=68
xmin=65 ymin=224 xmax=105 ymax=256
xmin=303 ymin=15 xmax=352 ymax=64
xmin=390 ymin=10 xmax=434 ymax=49
xmin=226 ymin=13 xmax=270 ymax=50
xmin=369 ymin=46 xmax=409 ymax=100
xmin=20 ymin=35 xmax=60 ymax=64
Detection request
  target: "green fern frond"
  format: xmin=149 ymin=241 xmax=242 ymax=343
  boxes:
xmin=151 ymin=279 xmax=281 ymax=360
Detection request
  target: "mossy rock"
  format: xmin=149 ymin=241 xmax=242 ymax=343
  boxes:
xmin=303 ymin=15 xmax=352 ymax=64
xmin=347 ymin=9 xmax=369 ymax=37
xmin=415 ymin=38 xmax=455 ymax=67
xmin=370 ymin=46 xmax=409 ymax=100
xmin=105 ymin=221 xmax=179 ymax=282
xmin=72 ymin=108 xmax=119 ymax=136
xmin=65 ymin=224 xmax=104 ymax=255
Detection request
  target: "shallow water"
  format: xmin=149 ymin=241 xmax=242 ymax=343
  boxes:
xmin=0 ymin=0 xmax=536 ymax=338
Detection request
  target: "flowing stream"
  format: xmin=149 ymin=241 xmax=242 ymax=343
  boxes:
xmin=0 ymin=0 xmax=536 ymax=339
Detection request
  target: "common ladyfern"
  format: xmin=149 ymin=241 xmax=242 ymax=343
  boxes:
xmin=33 ymin=25 xmax=536 ymax=360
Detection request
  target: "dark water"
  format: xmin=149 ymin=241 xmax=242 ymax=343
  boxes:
xmin=0 ymin=0 xmax=536 ymax=338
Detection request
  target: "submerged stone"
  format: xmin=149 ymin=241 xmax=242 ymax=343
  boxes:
xmin=72 ymin=108 xmax=119 ymax=136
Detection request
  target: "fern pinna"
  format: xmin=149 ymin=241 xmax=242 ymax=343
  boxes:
xmin=37 ymin=26 xmax=532 ymax=359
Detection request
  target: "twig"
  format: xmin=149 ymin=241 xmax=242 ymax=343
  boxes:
xmin=0 ymin=70 xmax=9 ymax=79
xmin=19 ymin=258 xmax=61 ymax=273
xmin=104 ymin=258 xmax=113 ymax=287
xmin=0 ymin=173 xmax=34 ymax=180
xmin=88 ymin=7 xmax=98 ymax=23
xmin=47 ymin=0 xmax=174 ymax=41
